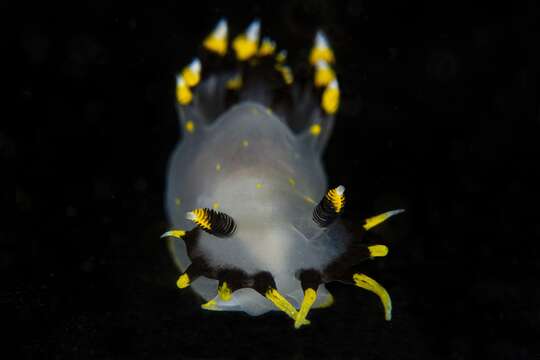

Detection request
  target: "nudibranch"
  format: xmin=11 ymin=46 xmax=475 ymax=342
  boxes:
xmin=163 ymin=19 xmax=404 ymax=328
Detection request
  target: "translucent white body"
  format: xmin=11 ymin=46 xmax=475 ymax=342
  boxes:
xmin=165 ymin=102 xmax=348 ymax=315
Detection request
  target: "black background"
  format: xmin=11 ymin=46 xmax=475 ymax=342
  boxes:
xmin=15 ymin=0 xmax=539 ymax=359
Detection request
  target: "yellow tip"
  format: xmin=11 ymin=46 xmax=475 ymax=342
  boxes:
xmin=160 ymin=229 xmax=186 ymax=239
xmin=176 ymin=75 xmax=193 ymax=105
xmin=294 ymin=288 xmax=317 ymax=329
xmin=258 ymin=37 xmax=276 ymax=57
xmin=201 ymin=299 xmax=219 ymax=310
xmin=176 ymin=273 xmax=190 ymax=289
xmin=233 ymin=20 xmax=260 ymax=61
xmin=314 ymin=60 xmax=336 ymax=87
xmin=310 ymin=31 xmax=335 ymax=65
xmin=218 ymin=282 xmax=232 ymax=301
xmin=265 ymin=288 xmax=310 ymax=326
xmin=353 ymin=273 xmax=392 ymax=321
xmin=181 ymin=58 xmax=201 ymax=87
xmin=321 ymin=79 xmax=339 ymax=114
xmin=363 ymin=209 xmax=405 ymax=230
xmin=203 ymin=19 xmax=228 ymax=56
xmin=368 ymin=245 xmax=389 ymax=257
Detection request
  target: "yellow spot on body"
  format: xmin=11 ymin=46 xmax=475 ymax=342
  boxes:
xmin=256 ymin=183 xmax=263 ymax=189
xmin=322 ymin=80 xmax=340 ymax=114
xmin=242 ymin=140 xmax=249 ymax=147
xmin=353 ymin=273 xmax=392 ymax=321
xmin=368 ymin=245 xmax=389 ymax=257
xmin=288 ymin=178 xmax=296 ymax=187
xmin=309 ymin=124 xmax=321 ymax=136
xmin=212 ymin=202 xmax=220 ymax=209
xmin=175 ymin=197 xmax=181 ymax=206
xmin=176 ymin=76 xmax=192 ymax=105
xmin=185 ymin=120 xmax=195 ymax=133
xmin=160 ymin=230 xmax=186 ymax=239
xmin=215 ymin=162 xmax=221 ymax=171
xmin=176 ymin=273 xmax=190 ymax=288
xmin=295 ymin=288 xmax=317 ymax=329
xmin=265 ymin=107 xmax=273 ymax=116
xmin=201 ymin=299 xmax=219 ymax=310
xmin=226 ymin=74 xmax=242 ymax=90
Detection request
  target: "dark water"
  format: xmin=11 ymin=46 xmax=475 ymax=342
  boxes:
xmin=15 ymin=1 xmax=539 ymax=359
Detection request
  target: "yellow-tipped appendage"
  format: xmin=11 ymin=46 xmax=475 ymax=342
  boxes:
xmin=201 ymin=299 xmax=219 ymax=310
xmin=203 ymin=18 xmax=228 ymax=56
xmin=160 ymin=230 xmax=186 ymax=239
xmin=181 ymin=58 xmax=201 ymax=87
xmin=368 ymin=245 xmax=389 ymax=257
xmin=265 ymin=288 xmax=310 ymax=326
xmin=363 ymin=209 xmax=405 ymax=230
xmin=176 ymin=273 xmax=191 ymax=289
xmin=309 ymin=31 xmax=335 ymax=65
xmin=353 ymin=273 xmax=392 ymax=321
xmin=186 ymin=208 xmax=212 ymax=231
xmin=326 ymin=185 xmax=346 ymax=213
xmin=218 ymin=282 xmax=232 ymax=302
xmin=322 ymin=79 xmax=340 ymax=114
xmin=314 ymin=60 xmax=335 ymax=87
xmin=176 ymin=75 xmax=192 ymax=105
xmin=294 ymin=288 xmax=317 ymax=329
xmin=258 ymin=37 xmax=276 ymax=57
xmin=233 ymin=20 xmax=260 ymax=61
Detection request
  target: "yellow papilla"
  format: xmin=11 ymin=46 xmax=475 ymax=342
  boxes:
xmin=176 ymin=273 xmax=190 ymax=289
xmin=176 ymin=81 xmax=192 ymax=105
xmin=322 ymin=85 xmax=339 ymax=114
xmin=353 ymin=273 xmax=392 ymax=321
xmin=182 ymin=68 xmax=200 ymax=87
xmin=233 ymin=35 xmax=257 ymax=61
xmin=203 ymin=36 xmax=227 ymax=56
xmin=368 ymin=245 xmax=389 ymax=257
xmin=294 ymin=288 xmax=317 ymax=329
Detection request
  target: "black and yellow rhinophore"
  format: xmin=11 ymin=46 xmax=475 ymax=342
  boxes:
xmin=313 ymin=185 xmax=346 ymax=227
xmin=186 ymin=208 xmax=237 ymax=237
